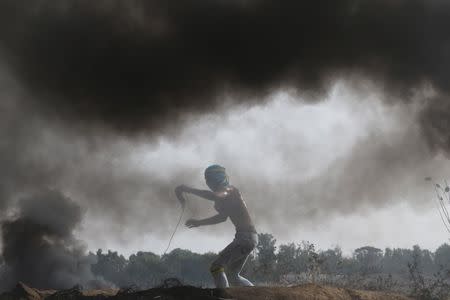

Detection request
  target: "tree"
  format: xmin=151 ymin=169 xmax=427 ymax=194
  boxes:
xmin=255 ymin=233 xmax=277 ymax=281
xmin=354 ymin=246 xmax=382 ymax=275
xmin=163 ymin=248 xmax=213 ymax=286
xmin=321 ymin=247 xmax=343 ymax=274
xmin=126 ymin=251 xmax=165 ymax=288
xmin=276 ymin=243 xmax=298 ymax=276
xmin=92 ymin=249 xmax=128 ymax=286
xmin=434 ymin=244 xmax=450 ymax=271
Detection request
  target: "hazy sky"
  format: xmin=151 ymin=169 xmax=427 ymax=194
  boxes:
xmin=2 ymin=64 xmax=448 ymax=257
xmin=71 ymin=82 xmax=450 ymax=256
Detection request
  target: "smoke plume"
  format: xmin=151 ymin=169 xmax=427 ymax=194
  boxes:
xmin=0 ymin=189 xmax=108 ymax=290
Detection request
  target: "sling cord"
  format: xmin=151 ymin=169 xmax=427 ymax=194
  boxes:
xmin=163 ymin=195 xmax=187 ymax=256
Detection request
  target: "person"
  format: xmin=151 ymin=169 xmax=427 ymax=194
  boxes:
xmin=175 ymin=164 xmax=258 ymax=288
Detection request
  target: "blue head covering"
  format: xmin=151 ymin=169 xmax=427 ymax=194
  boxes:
xmin=204 ymin=164 xmax=229 ymax=191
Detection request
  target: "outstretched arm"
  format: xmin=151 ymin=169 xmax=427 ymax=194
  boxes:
xmin=176 ymin=185 xmax=224 ymax=201
xmin=186 ymin=213 xmax=228 ymax=228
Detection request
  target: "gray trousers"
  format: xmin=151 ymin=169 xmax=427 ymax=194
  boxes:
xmin=210 ymin=232 xmax=258 ymax=288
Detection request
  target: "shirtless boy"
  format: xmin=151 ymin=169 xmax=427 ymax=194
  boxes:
xmin=175 ymin=165 xmax=258 ymax=288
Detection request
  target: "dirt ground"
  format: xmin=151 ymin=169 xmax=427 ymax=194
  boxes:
xmin=0 ymin=282 xmax=412 ymax=300
xmin=226 ymin=284 xmax=411 ymax=300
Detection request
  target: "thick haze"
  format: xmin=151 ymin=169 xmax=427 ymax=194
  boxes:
xmin=0 ymin=0 xmax=450 ymax=289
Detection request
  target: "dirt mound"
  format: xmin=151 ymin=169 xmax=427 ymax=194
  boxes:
xmin=227 ymin=284 xmax=411 ymax=300
xmin=0 ymin=282 xmax=412 ymax=300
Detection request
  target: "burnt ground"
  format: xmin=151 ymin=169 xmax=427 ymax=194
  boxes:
xmin=0 ymin=282 xmax=412 ymax=300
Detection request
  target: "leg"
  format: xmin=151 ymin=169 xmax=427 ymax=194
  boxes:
xmin=210 ymin=264 xmax=229 ymax=288
xmin=227 ymin=249 xmax=254 ymax=286
xmin=210 ymin=241 xmax=240 ymax=288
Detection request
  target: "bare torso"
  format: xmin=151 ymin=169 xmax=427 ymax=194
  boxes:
xmin=214 ymin=186 xmax=256 ymax=233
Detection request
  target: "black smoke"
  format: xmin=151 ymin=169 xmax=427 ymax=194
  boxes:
xmin=0 ymin=189 xmax=109 ymax=290
xmin=0 ymin=0 xmax=450 ymax=289
xmin=0 ymin=0 xmax=449 ymax=146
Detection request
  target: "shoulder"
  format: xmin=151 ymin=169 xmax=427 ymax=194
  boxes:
xmin=227 ymin=186 xmax=242 ymax=199
xmin=213 ymin=186 xmax=236 ymax=199
xmin=213 ymin=186 xmax=238 ymax=207
xmin=218 ymin=187 xmax=243 ymax=207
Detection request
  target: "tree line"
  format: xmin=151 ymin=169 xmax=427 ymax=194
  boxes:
xmin=90 ymin=233 xmax=450 ymax=289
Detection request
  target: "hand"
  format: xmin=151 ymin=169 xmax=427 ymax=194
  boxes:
xmin=175 ymin=184 xmax=189 ymax=195
xmin=175 ymin=185 xmax=188 ymax=207
xmin=185 ymin=219 xmax=201 ymax=228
